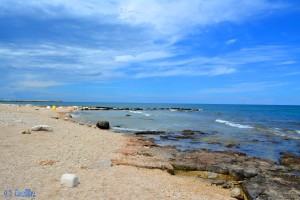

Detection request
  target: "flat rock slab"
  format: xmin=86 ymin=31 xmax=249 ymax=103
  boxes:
xmin=31 ymin=125 xmax=54 ymax=132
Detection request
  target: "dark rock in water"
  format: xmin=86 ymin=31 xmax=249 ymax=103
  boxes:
xmin=225 ymin=143 xmax=240 ymax=148
xmin=279 ymin=151 xmax=300 ymax=171
xmin=131 ymin=108 xmax=143 ymax=111
xmin=125 ymin=114 xmax=131 ymax=117
xmin=182 ymin=130 xmax=207 ymax=135
xmin=160 ymin=135 xmax=179 ymax=141
xmin=173 ymin=135 xmax=194 ymax=139
xmin=135 ymin=131 xmax=165 ymax=135
xmin=207 ymin=141 xmax=222 ymax=145
xmin=182 ymin=130 xmax=195 ymax=135
xmin=96 ymin=121 xmax=110 ymax=129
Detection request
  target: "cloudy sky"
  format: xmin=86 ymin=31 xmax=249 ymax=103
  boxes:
xmin=0 ymin=0 xmax=300 ymax=104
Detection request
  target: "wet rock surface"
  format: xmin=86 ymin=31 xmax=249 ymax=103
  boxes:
xmin=279 ymin=151 xmax=300 ymax=171
xmin=134 ymin=131 xmax=165 ymax=135
xmin=112 ymin=135 xmax=300 ymax=200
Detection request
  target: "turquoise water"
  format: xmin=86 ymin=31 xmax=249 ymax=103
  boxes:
xmin=4 ymin=102 xmax=300 ymax=162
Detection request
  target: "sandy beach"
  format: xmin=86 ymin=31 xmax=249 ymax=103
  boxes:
xmin=0 ymin=104 xmax=234 ymax=200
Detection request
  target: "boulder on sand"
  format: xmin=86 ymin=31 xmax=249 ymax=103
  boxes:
xmin=30 ymin=125 xmax=54 ymax=132
xmin=96 ymin=121 xmax=110 ymax=129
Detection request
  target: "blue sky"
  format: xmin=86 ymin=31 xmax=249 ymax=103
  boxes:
xmin=0 ymin=0 xmax=300 ymax=105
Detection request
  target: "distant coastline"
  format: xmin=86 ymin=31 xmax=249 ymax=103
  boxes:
xmin=0 ymin=100 xmax=62 ymax=102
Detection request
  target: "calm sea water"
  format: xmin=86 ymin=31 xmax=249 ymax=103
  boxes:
xmin=4 ymin=102 xmax=300 ymax=162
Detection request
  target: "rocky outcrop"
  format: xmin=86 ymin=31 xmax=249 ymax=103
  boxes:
xmin=113 ymin=135 xmax=300 ymax=200
xmin=279 ymin=151 xmax=300 ymax=171
xmin=134 ymin=131 xmax=165 ymax=135
xmin=242 ymin=173 xmax=300 ymax=200
xmin=96 ymin=121 xmax=110 ymax=129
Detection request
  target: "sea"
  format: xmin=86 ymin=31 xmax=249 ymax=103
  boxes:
xmin=4 ymin=102 xmax=300 ymax=162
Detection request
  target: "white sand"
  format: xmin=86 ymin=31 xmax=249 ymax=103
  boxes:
xmin=0 ymin=104 xmax=234 ymax=199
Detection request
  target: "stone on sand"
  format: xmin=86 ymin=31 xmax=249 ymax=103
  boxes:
xmin=31 ymin=125 xmax=54 ymax=132
xmin=230 ymin=187 xmax=243 ymax=199
xmin=61 ymin=173 xmax=78 ymax=187
xmin=21 ymin=129 xmax=31 ymax=134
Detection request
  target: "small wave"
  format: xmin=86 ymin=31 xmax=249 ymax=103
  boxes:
xmin=129 ymin=111 xmax=143 ymax=114
xmin=129 ymin=110 xmax=151 ymax=116
xmin=112 ymin=127 xmax=154 ymax=132
xmin=216 ymin=119 xmax=253 ymax=129
xmin=269 ymin=128 xmax=300 ymax=140
xmin=169 ymin=109 xmax=177 ymax=112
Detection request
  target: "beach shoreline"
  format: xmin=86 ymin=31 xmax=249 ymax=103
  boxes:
xmin=0 ymin=104 xmax=235 ymax=200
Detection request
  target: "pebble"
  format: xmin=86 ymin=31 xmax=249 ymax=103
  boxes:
xmin=230 ymin=187 xmax=243 ymax=199
xmin=21 ymin=129 xmax=31 ymax=134
xmin=207 ymin=172 xmax=218 ymax=179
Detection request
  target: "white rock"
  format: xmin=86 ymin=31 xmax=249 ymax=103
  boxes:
xmin=207 ymin=172 xmax=218 ymax=179
xmin=46 ymin=106 xmax=51 ymax=109
xmin=61 ymin=173 xmax=78 ymax=187
xmin=31 ymin=125 xmax=54 ymax=132
xmin=230 ymin=187 xmax=243 ymax=199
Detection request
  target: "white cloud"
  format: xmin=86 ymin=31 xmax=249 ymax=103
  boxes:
xmin=1 ymin=44 xmax=298 ymax=82
xmin=276 ymin=60 xmax=296 ymax=65
xmin=0 ymin=0 xmax=286 ymax=40
xmin=135 ymin=66 xmax=236 ymax=78
xmin=225 ymin=39 xmax=237 ymax=45
xmin=200 ymin=82 xmax=289 ymax=94
xmin=115 ymin=51 xmax=172 ymax=62
xmin=18 ymin=81 xmax=65 ymax=88
xmin=118 ymin=0 xmax=285 ymax=38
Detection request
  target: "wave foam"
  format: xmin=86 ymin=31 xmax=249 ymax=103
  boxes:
xmin=129 ymin=110 xmax=151 ymax=116
xmin=216 ymin=119 xmax=253 ymax=129
xmin=112 ymin=127 xmax=153 ymax=132
xmin=269 ymin=128 xmax=300 ymax=139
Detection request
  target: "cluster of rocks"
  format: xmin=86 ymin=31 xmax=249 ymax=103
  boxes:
xmin=78 ymin=106 xmax=201 ymax=112
xmin=112 ymin=135 xmax=300 ymax=200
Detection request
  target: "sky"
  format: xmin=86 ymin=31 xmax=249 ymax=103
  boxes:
xmin=0 ymin=0 xmax=300 ymax=105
